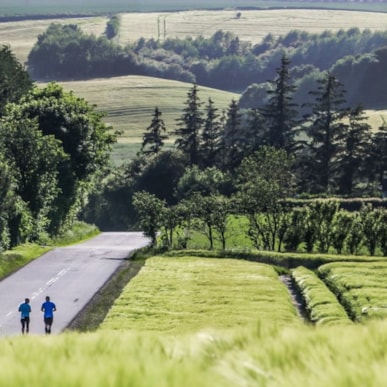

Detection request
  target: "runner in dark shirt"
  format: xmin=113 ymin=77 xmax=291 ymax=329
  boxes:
xmin=41 ymin=296 xmax=56 ymax=334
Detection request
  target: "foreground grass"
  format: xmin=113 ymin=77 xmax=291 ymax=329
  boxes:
xmin=2 ymin=321 xmax=387 ymax=386
xmin=100 ymin=256 xmax=300 ymax=333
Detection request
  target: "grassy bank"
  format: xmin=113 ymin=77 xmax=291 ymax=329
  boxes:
xmin=0 ymin=221 xmax=99 ymax=280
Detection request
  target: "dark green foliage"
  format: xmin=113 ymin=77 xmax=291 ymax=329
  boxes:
xmin=335 ymin=105 xmax=372 ymax=195
xmin=28 ymin=23 xmax=139 ymax=79
xmin=259 ymin=54 xmax=299 ymax=152
xmin=173 ymin=84 xmax=204 ymax=166
xmin=135 ymin=151 xmax=188 ymax=205
xmin=301 ymin=72 xmax=349 ymax=194
xmin=105 ymin=15 xmax=120 ymax=40
xmin=132 ymin=191 xmax=166 ymax=246
xmin=6 ymin=83 xmax=116 ymax=233
xmin=199 ymin=98 xmax=222 ymax=169
xmin=0 ymin=115 xmax=66 ymax=242
xmin=0 ymin=45 xmax=33 ymax=116
xmin=140 ymin=107 xmax=168 ymax=156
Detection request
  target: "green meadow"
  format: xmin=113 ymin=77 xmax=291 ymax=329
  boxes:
xmin=2 ymin=255 xmax=387 ymax=386
xmin=100 ymin=256 xmax=300 ymax=333
xmin=41 ymin=76 xmax=240 ymax=164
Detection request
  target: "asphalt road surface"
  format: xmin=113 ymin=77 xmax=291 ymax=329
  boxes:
xmin=0 ymin=232 xmax=150 ymax=337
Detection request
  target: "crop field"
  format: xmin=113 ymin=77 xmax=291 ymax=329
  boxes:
xmin=319 ymin=261 xmax=387 ymax=322
xmin=117 ymin=9 xmax=387 ymax=47
xmin=100 ymin=256 xmax=300 ymax=333
xmin=2 ymin=255 xmax=387 ymax=385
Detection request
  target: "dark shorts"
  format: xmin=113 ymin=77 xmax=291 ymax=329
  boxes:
xmin=44 ymin=317 xmax=53 ymax=325
xmin=21 ymin=317 xmax=30 ymax=324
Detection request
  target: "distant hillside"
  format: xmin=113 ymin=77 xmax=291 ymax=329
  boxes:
xmin=39 ymin=75 xmax=240 ymax=164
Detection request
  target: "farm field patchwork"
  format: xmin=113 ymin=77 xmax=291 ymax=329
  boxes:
xmin=118 ymin=9 xmax=387 ymax=47
xmin=100 ymin=256 xmax=301 ymax=333
xmin=1 ymin=256 xmax=387 ymax=386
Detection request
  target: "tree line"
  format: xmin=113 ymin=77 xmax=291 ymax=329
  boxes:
xmin=82 ymin=64 xmax=387 ymax=256
xmin=0 ymin=46 xmax=116 ymax=250
xmin=27 ymin=23 xmax=387 ymax=109
xmin=140 ymin=60 xmax=386 ymax=197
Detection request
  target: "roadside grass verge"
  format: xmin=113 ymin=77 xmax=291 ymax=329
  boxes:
xmin=291 ymin=266 xmax=352 ymax=326
xmin=0 ymin=221 xmax=99 ymax=280
xmin=318 ymin=261 xmax=387 ymax=322
xmin=100 ymin=256 xmax=301 ymax=334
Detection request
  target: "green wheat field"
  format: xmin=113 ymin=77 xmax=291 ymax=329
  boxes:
xmin=2 ymin=255 xmax=387 ymax=386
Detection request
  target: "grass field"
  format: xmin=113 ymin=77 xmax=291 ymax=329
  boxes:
xmin=319 ymin=261 xmax=387 ymax=322
xmin=2 ymin=251 xmax=387 ymax=385
xmin=40 ymin=76 xmax=240 ymax=164
xmin=100 ymin=256 xmax=300 ymax=333
xmin=40 ymin=76 xmax=387 ymax=165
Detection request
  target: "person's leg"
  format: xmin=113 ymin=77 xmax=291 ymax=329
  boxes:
xmin=21 ymin=318 xmax=25 ymax=334
xmin=25 ymin=317 xmax=30 ymax=334
xmin=48 ymin=318 xmax=53 ymax=333
xmin=45 ymin=317 xmax=53 ymax=334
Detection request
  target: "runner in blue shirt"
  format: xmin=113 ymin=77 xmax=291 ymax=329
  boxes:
xmin=18 ymin=298 xmax=31 ymax=334
xmin=41 ymin=296 xmax=56 ymax=334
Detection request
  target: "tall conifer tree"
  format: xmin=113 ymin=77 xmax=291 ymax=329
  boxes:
xmin=141 ymin=107 xmax=168 ymax=156
xmin=173 ymin=84 xmax=203 ymax=165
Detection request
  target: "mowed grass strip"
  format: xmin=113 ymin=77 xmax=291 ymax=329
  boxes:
xmin=319 ymin=261 xmax=387 ymax=322
xmin=100 ymin=256 xmax=300 ymax=333
xmin=291 ymin=266 xmax=352 ymax=326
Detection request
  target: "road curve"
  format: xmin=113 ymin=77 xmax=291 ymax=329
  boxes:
xmin=0 ymin=232 xmax=150 ymax=337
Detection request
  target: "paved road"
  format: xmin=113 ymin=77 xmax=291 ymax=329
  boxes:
xmin=0 ymin=232 xmax=150 ymax=337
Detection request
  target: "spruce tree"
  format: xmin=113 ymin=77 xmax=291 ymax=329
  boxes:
xmin=173 ymin=84 xmax=204 ymax=165
xmin=141 ymin=107 xmax=168 ymax=156
xmin=223 ymin=98 xmax=243 ymax=171
xmin=259 ymin=54 xmax=299 ymax=153
xmin=200 ymin=98 xmax=222 ymax=168
xmin=335 ymin=105 xmax=372 ymax=195
xmin=302 ymin=72 xmax=349 ymax=194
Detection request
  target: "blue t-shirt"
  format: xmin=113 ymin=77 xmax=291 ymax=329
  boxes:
xmin=41 ymin=301 xmax=56 ymax=318
xmin=19 ymin=303 xmax=31 ymax=318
